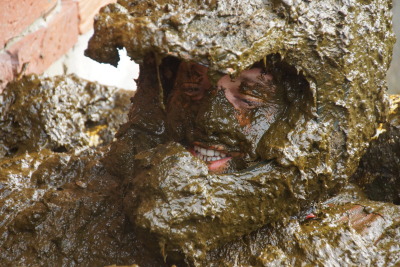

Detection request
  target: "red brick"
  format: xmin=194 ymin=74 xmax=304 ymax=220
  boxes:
xmin=0 ymin=0 xmax=58 ymax=49
xmin=74 ymin=0 xmax=117 ymax=34
xmin=0 ymin=52 xmax=17 ymax=93
xmin=3 ymin=1 xmax=79 ymax=85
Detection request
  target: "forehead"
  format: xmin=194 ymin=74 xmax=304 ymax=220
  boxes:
xmin=178 ymin=62 xmax=209 ymax=76
xmin=177 ymin=61 xmax=267 ymax=82
xmin=238 ymin=68 xmax=265 ymax=81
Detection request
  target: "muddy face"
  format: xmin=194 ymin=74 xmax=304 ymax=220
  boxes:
xmin=166 ymin=61 xmax=286 ymax=173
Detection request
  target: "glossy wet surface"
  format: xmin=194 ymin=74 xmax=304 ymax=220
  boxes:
xmin=1 ymin=0 xmax=398 ymax=265
xmin=0 ymin=74 xmax=399 ymax=266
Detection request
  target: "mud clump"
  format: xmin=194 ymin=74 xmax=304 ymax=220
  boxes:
xmin=0 ymin=69 xmax=399 ymax=266
xmin=0 ymin=0 xmax=399 ymax=266
xmin=0 ymin=74 xmax=132 ymax=157
xmin=351 ymin=95 xmax=400 ymax=205
xmin=85 ymin=0 xmax=395 ymax=264
xmin=0 ymin=75 xmax=164 ymax=266
xmin=205 ymin=183 xmax=400 ymax=266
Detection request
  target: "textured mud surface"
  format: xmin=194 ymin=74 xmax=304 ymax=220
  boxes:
xmin=0 ymin=74 xmax=132 ymax=157
xmin=0 ymin=0 xmax=399 ymax=266
xmin=351 ymin=95 xmax=400 ymax=204
xmin=204 ymin=184 xmax=400 ymax=266
xmin=86 ymin=0 xmax=396 ymax=264
xmin=0 ymin=75 xmax=163 ymax=266
xmin=0 ymin=75 xmax=399 ymax=267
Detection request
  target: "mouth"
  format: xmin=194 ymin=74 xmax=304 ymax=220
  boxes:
xmin=191 ymin=142 xmax=234 ymax=173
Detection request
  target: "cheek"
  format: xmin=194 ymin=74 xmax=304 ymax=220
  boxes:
xmin=235 ymin=108 xmax=277 ymax=145
xmin=167 ymin=93 xmax=204 ymax=134
xmin=169 ymin=91 xmax=200 ymax=116
xmin=235 ymin=109 xmax=252 ymax=127
xmin=169 ymin=91 xmax=188 ymax=108
xmin=234 ymin=110 xmax=260 ymax=148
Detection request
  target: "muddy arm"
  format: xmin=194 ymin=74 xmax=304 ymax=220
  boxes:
xmin=123 ymin=142 xmax=300 ymax=264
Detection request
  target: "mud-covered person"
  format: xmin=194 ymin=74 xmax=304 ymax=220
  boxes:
xmin=122 ymin=56 xmax=312 ymax=265
xmin=84 ymin=0 xmax=394 ymax=265
xmin=166 ymin=60 xmax=286 ymax=174
xmin=124 ymin=58 xmax=395 ymax=266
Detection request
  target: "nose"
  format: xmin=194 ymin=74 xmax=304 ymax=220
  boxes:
xmin=194 ymin=88 xmax=242 ymax=145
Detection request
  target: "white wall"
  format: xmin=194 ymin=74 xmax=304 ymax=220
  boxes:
xmin=388 ymin=1 xmax=400 ymax=94
xmin=45 ymin=30 xmax=138 ymax=91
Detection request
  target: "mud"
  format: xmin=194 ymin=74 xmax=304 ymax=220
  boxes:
xmin=205 ymin=183 xmax=400 ymax=266
xmin=85 ymin=0 xmax=395 ymax=264
xmin=351 ymin=95 xmax=400 ymax=205
xmin=0 ymin=0 xmax=398 ymax=266
xmin=0 ymin=76 xmax=399 ymax=266
xmin=0 ymin=148 xmax=165 ymax=266
xmin=0 ymin=74 xmax=132 ymax=157
xmin=0 ymin=75 xmax=163 ymax=266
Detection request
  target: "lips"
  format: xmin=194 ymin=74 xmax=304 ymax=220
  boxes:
xmin=191 ymin=143 xmax=234 ymax=173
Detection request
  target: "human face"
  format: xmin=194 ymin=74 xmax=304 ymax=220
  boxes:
xmin=166 ymin=61 xmax=286 ymax=173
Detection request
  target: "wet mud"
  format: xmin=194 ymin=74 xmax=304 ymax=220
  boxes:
xmin=351 ymin=95 xmax=400 ymax=205
xmin=85 ymin=0 xmax=396 ymax=264
xmin=0 ymin=74 xmax=399 ymax=267
xmin=0 ymin=76 xmax=399 ymax=266
xmin=0 ymin=75 xmax=164 ymax=266
xmin=0 ymin=0 xmax=399 ymax=266
xmin=0 ymin=74 xmax=132 ymax=157
xmin=204 ymin=183 xmax=400 ymax=266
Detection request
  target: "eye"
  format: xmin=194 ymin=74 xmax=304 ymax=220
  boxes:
xmin=236 ymin=94 xmax=265 ymax=109
xmin=181 ymin=84 xmax=206 ymax=100
xmin=184 ymin=86 xmax=201 ymax=96
xmin=219 ymin=68 xmax=276 ymax=110
xmin=232 ymin=82 xmax=267 ymax=109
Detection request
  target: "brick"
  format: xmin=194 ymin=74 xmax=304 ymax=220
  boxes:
xmin=0 ymin=0 xmax=58 ymax=49
xmin=3 ymin=1 xmax=79 ymax=86
xmin=74 ymin=0 xmax=117 ymax=34
xmin=0 ymin=52 xmax=16 ymax=93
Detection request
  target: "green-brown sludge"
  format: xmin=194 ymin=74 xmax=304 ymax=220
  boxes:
xmin=0 ymin=0 xmax=398 ymax=266
xmin=85 ymin=0 xmax=396 ymax=264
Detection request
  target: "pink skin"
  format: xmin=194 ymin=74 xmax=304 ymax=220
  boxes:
xmin=218 ymin=69 xmax=274 ymax=110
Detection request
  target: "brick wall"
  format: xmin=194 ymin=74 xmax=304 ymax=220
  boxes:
xmin=0 ymin=0 xmax=116 ymax=92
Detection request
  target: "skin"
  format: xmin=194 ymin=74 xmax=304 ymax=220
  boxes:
xmin=166 ymin=61 xmax=287 ymax=173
